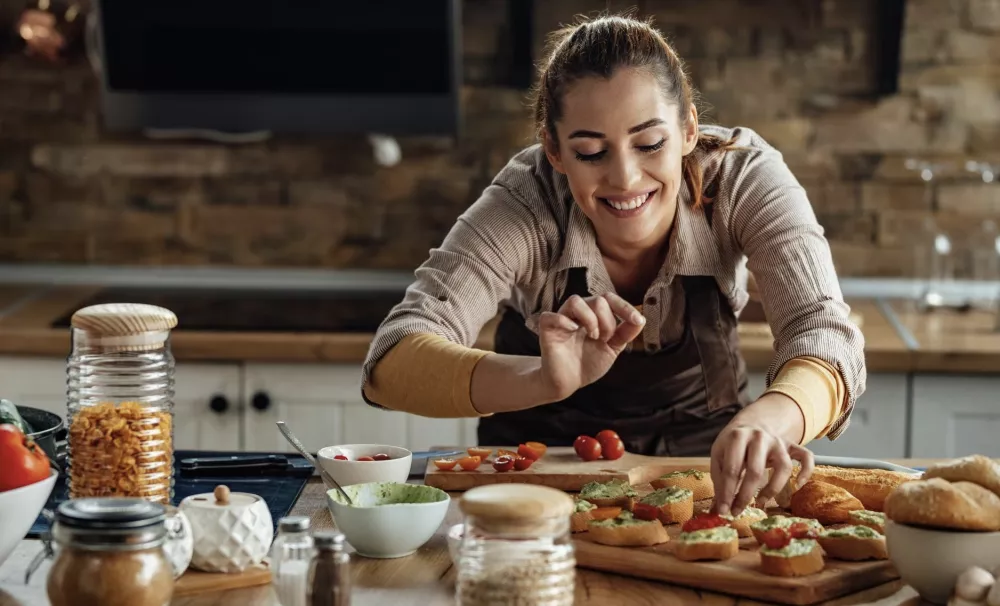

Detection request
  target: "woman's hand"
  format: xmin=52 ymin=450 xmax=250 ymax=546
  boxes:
xmin=709 ymin=393 xmax=814 ymax=517
xmin=537 ymin=293 xmax=646 ymax=400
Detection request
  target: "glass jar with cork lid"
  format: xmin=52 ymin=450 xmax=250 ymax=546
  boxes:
xmin=66 ymin=303 xmax=178 ymax=504
xmin=456 ymin=484 xmax=576 ymax=605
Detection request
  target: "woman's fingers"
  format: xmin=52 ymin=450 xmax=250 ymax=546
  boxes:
xmin=558 ymin=295 xmax=600 ymax=339
xmin=730 ymin=430 xmax=768 ymax=516
xmin=602 ymin=292 xmax=645 ymax=325
xmin=711 ymin=429 xmax=750 ymax=517
xmin=588 ymin=295 xmax=618 ymax=342
xmin=789 ymin=443 xmax=815 ymax=489
xmin=756 ymin=446 xmax=793 ymax=507
xmin=538 ymin=310 xmax=581 ymax=335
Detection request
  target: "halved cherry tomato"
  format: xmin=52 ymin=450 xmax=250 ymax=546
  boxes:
xmin=513 ymin=456 xmax=533 ymax=471
xmin=595 ymin=429 xmax=620 ymax=443
xmin=788 ymin=522 xmax=818 ymax=540
xmin=600 ymin=437 xmax=625 ymax=461
xmin=497 ymin=449 xmax=519 ymax=459
xmin=525 ymin=441 xmax=547 ymax=457
xmin=372 ymin=453 xmax=391 ymax=461
xmin=433 ymin=459 xmax=457 ymax=471
xmin=492 ymin=455 xmax=514 ymax=472
xmin=681 ymin=513 xmax=730 ymax=533
xmin=457 ymin=456 xmax=482 ymax=471
xmin=590 ymin=507 xmax=622 ymax=521
xmin=468 ymin=447 xmax=492 ymax=459
xmin=632 ymin=503 xmax=659 ymax=521
xmin=573 ymin=435 xmax=602 ymax=461
xmin=333 ymin=454 xmax=349 ymax=461
xmin=760 ymin=528 xmax=791 ymax=549
xmin=357 ymin=456 xmax=375 ymax=462
xmin=518 ymin=443 xmax=542 ymax=461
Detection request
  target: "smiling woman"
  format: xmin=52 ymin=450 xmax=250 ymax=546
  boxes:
xmin=359 ymin=12 xmax=866 ymax=518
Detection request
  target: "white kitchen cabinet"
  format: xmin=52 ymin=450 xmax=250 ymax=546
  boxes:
xmin=911 ymin=374 xmax=1000 ymax=458
xmin=0 ymin=355 xmax=66 ymax=415
xmin=172 ymin=362 xmax=243 ymax=451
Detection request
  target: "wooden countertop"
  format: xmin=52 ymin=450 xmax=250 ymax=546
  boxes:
xmin=0 ymin=284 xmax=998 ymax=373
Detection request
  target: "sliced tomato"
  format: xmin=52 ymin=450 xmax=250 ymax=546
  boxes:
xmin=457 ymin=456 xmax=482 ymax=471
xmin=492 ymin=455 xmax=514 ymax=472
xmin=573 ymin=435 xmax=602 ymax=461
xmin=517 ymin=443 xmax=542 ymax=461
xmin=513 ymin=456 xmax=533 ymax=471
xmin=590 ymin=507 xmax=622 ymax=521
xmin=632 ymin=503 xmax=659 ymax=521
xmin=681 ymin=513 xmax=730 ymax=533
xmin=525 ymin=441 xmax=547 ymax=457
xmin=497 ymin=448 xmax=519 ymax=459
xmin=433 ymin=458 xmax=457 ymax=471
xmin=600 ymin=437 xmax=625 ymax=461
xmin=467 ymin=447 xmax=492 ymax=459
xmin=788 ymin=522 xmax=818 ymax=540
xmin=760 ymin=528 xmax=791 ymax=549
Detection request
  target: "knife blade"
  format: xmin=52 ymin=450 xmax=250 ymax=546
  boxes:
xmin=179 ymin=454 xmax=297 ymax=476
xmin=812 ymin=455 xmax=920 ymax=474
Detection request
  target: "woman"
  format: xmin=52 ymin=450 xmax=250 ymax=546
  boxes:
xmin=360 ymin=14 xmax=866 ymax=517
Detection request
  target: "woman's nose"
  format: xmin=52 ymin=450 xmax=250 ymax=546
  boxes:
xmin=606 ymin=152 xmax=642 ymax=191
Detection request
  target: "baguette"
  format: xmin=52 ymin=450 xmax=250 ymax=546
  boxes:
xmin=776 ymin=465 xmax=919 ymax=511
xmin=759 ymin=539 xmax=825 ymax=577
xmin=750 ymin=516 xmax=824 ymax=545
xmin=672 ymin=527 xmax=739 ymax=561
xmin=587 ymin=512 xmax=669 ymax=547
xmin=638 ymin=487 xmax=694 ymax=525
xmin=884 ymin=477 xmax=1000 ymax=531
xmin=817 ymin=526 xmax=888 ymax=561
xmin=651 ymin=470 xmax=713 ymax=501
xmin=790 ymin=480 xmax=864 ymax=525
xmin=847 ymin=509 xmax=886 ymax=534
xmin=921 ymin=454 xmax=1000 ymax=498
xmin=578 ymin=479 xmax=637 ymax=510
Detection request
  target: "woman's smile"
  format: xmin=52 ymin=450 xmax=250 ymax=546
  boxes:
xmin=598 ymin=189 xmax=658 ymax=218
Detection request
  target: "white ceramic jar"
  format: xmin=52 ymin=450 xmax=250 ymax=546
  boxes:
xmin=180 ymin=485 xmax=273 ymax=573
xmin=162 ymin=505 xmax=193 ymax=578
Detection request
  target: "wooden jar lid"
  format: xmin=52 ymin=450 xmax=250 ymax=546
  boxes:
xmin=459 ymin=484 xmax=574 ymax=523
xmin=71 ymin=303 xmax=178 ymax=336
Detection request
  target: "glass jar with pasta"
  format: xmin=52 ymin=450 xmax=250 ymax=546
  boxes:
xmin=67 ymin=303 xmax=178 ymax=504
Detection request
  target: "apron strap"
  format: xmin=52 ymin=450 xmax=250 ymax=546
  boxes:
xmin=682 ymin=275 xmax=746 ymax=412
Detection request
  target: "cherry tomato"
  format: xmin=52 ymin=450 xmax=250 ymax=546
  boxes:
xmin=681 ymin=513 xmax=730 ymax=533
xmin=333 ymin=454 xmax=349 ymax=461
xmin=433 ymin=459 xmax=457 ymax=471
xmin=467 ymin=447 xmax=492 ymax=459
xmin=0 ymin=424 xmax=50 ymax=492
xmin=357 ymin=456 xmax=375 ymax=462
xmin=590 ymin=507 xmax=622 ymax=521
xmin=595 ymin=429 xmax=620 ymax=443
xmin=600 ymin=437 xmax=625 ymax=461
xmin=632 ymin=503 xmax=659 ymax=521
xmin=372 ymin=453 xmax=391 ymax=461
xmin=573 ymin=435 xmax=602 ymax=461
xmin=513 ymin=456 xmax=533 ymax=471
xmin=518 ymin=443 xmax=542 ymax=461
xmin=525 ymin=441 xmax=547 ymax=457
xmin=492 ymin=455 xmax=514 ymax=472
xmin=457 ymin=456 xmax=482 ymax=471
xmin=760 ymin=528 xmax=791 ymax=549
xmin=788 ymin=522 xmax=818 ymax=540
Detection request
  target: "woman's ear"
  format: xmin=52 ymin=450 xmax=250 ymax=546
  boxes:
xmin=543 ymin=131 xmax=566 ymax=174
xmin=682 ymin=105 xmax=699 ymax=155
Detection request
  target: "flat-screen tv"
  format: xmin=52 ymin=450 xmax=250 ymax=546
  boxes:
xmin=90 ymin=0 xmax=462 ymax=136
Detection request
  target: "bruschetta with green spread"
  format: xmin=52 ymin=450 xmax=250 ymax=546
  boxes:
xmin=847 ymin=509 xmax=886 ymax=534
xmin=757 ymin=524 xmax=825 ymax=577
xmin=587 ymin=511 xmax=669 ymax=547
xmin=571 ymin=499 xmax=597 ymax=533
xmin=650 ymin=469 xmax=713 ymax=501
xmin=578 ymin=479 xmax=637 ymax=509
xmin=672 ymin=513 xmax=739 ymax=561
xmin=817 ymin=525 xmax=888 ymax=560
xmin=750 ymin=515 xmax=824 ymax=544
xmin=637 ymin=486 xmax=694 ymax=525
xmin=721 ymin=506 xmax=768 ymax=538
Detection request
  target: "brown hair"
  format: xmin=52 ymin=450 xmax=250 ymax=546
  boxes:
xmin=529 ymin=12 xmax=736 ymax=208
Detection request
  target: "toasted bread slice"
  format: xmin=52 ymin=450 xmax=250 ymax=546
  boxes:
xmin=579 ymin=479 xmax=637 ymax=511
xmin=790 ymin=481 xmax=864 ymax=525
xmin=726 ymin=506 xmax=767 ymax=538
xmin=847 ymin=509 xmax=885 ymax=534
xmin=588 ymin=512 xmax=669 ymax=547
xmin=570 ymin=500 xmax=597 ymax=533
xmin=638 ymin=487 xmax=694 ymax=525
xmin=759 ymin=539 xmax=825 ymax=577
xmin=672 ymin=527 xmax=739 ymax=561
xmin=750 ymin=516 xmax=824 ymax=545
xmin=651 ymin=470 xmax=713 ymax=501
xmin=817 ymin=526 xmax=887 ymax=561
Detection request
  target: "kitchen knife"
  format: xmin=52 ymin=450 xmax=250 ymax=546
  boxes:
xmin=179 ymin=454 xmax=312 ymax=477
xmin=812 ymin=455 xmax=920 ymax=474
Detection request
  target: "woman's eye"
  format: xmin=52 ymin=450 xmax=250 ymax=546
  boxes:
xmin=638 ymin=139 xmax=666 ymax=153
xmin=575 ymin=150 xmax=605 ymax=163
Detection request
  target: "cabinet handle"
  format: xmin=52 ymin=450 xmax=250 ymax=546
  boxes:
xmin=209 ymin=395 xmax=229 ymax=414
xmin=251 ymin=391 xmax=272 ymax=412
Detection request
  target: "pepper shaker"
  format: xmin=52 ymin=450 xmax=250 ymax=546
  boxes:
xmin=307 ymin=531 xmax=351 ymax=606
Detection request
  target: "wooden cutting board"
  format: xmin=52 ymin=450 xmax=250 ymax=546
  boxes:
xmin=424 ymin=446 xmax=709 ymax=492
xmin=173 ymin=564 xmax=271 ymax=597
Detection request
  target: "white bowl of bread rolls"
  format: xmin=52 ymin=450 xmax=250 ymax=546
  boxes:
xmin=881 ymin=455 xmax=1000 ymax=605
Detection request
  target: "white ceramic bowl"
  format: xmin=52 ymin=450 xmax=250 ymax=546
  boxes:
xmin=326 ymin=481 xmax=449 ymax=559
xmin=316 ymin=444 xmax=412 ymax=487
xmin=0 ymin=469 xmax=58 ymax=567
xmin=885 ymin=519 xmax=1000 ymax=604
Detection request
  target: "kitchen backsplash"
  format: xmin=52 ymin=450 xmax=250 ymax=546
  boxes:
xmin=1 ymin=0 xmax=999 ymax=277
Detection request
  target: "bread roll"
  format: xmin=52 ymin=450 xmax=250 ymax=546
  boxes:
xmin=790 ymin=480 xmax=864 ymax=525
xmin=884 ymin=478 xmax=1000 ymax=531
xmin=777 ymin=465 xmax=919 ymax=511
xmin=922 ymin=455 xmax=1000 ymax=498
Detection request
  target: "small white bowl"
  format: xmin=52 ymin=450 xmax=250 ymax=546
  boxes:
xmin=885 ymin=519 xmax=1000 ymax=604
xmin=326 ymin=481 xmax=449 ymax=559
xmin=316 ymin=444 xmax=412 ymax=487
xmin=0 ymin=469 xmax=58 ymax=567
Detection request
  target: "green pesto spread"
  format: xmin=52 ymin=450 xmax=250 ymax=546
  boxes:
xmin=579 ymin=479 xmax=637 ymax=500
xmin=721 ymin=506 xmax=765 ymax=521
xmin=574 ymin=499 xmax=597 ymax=513
xmin=849 ymin=510 xmax=885 ymax=525
xmin=589 ymin=511 xmax=650 ymax=528
xmin=640 ymin=487 xmax=692 ymax=506
xmin=759 ymin=538 xmax=818 ymax=558
xmin=821 ymin=525 xmax=882 ymax=539
xmin=677 ymin=527 xmax=738 ymax=544
xmin=659 ymin=470 xmax=705 ymax=481
xmin=751 ymin=515 xmax=822 ymax=532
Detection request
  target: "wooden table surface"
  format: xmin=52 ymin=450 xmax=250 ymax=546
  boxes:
xmin=0 ymin=469 xmax=939 ymax=606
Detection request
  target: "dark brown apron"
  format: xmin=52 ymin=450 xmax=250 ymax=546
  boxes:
xmin=477 ymin=270 xmax=751 ymax=457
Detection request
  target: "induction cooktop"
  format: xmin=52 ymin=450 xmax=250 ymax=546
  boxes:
xmin=51 ymin=287 xmax=406 ymax=333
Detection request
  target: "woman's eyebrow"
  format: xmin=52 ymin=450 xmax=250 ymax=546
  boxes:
xmin=568 ymin=118 xmax=666 ymax=139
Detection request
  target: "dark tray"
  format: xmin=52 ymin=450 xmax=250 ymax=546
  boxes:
xmin=29 ymin=450 xmax=316 ymax=538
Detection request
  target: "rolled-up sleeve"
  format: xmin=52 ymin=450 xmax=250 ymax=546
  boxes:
xmin=726 ymin=147 xmax=867 ymax=440
xmin=360 ymin=183 xmax=548 ymax=408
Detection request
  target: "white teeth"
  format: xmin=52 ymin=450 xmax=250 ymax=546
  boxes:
xmin=605 ymin=193 xmax=649 ymax=211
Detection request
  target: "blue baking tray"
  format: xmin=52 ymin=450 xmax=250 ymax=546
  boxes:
xmin=28 ymin=450 xmax=315 ymax=539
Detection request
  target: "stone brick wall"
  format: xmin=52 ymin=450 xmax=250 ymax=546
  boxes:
xmin=1 ymin=0 xmax=999 ymax=277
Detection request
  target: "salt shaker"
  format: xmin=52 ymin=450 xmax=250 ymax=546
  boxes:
xmin=307 ymin=531 xmax=351 ymax=606
xmin=272 ymin=516 xmax=315 ymax=606
xmin=456 ymin=484 xmax=576 ymax=605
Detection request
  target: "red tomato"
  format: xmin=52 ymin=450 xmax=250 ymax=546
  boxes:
xmin=573 ymin=435 xmax=602 ymax=461
xmin=372 ymin=453 xmax=391 ymax=461
xmin=0 ymin=424 xmax=50 ymax=493
xmin=492 ymin=455 xmax=514 ymax=472
xmin=467 ymin=447 xmax=492 ymax=459
xmin=357 ymin=456 xmax=375 ymax=462
xmin=788 ymin=522 xmax=818 ymax=540
xmin=681 ymin=513 xmax=730 ymax=533
xmin=760 ymin=528 xmax=791 ymax=549
xmin=595 ymin=429 xmax=620 ymax=443
xmin=333 ymin=454 xmax=349 ymax=461
xmin=517 ymin=443 xmax=542 ymax=461
xmin=600 ymin=438 xmax=625 ymax=461
xmin=433 ymin=459 xmax=457 ymax=471
xmin=632 ymin=503 xmax=659 ymax=521
xmin=513 ymin=456 xmax=533 ymax=471
xmin=458 ymin=456 xmax=482 ymax=471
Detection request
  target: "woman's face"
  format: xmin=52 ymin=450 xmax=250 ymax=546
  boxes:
xmin=545 ymin=68 xmax=698 ymax=252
